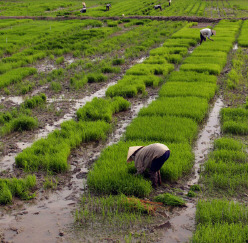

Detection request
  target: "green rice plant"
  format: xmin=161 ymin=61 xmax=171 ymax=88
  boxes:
xmin=167 ymin=71 xmax=217 ymax=83
xmin=191 ymin=222 xmax=248 ymax=243
xmin=183 ymin=57 xmax=227 ymax=69
xmin=159 ymin=82 xmax=217 ymax=101
xmin=1 ymin=115 xmax=38 ymax=136
xmin=15 ymin=120 xmax=111 ymax=173
xmin=56 ymin=56 xmax=64 ymax=64
xmin=50 ymin=81 xmax=62 ymax=92
xmin=163 ymin=38 xmax=197 ymax=48
xmin=190 ymin=51 xmax=227 ymax=59
xmin=125 ymin=116 xmax=198 ymax=144
xmin=221 ymin=108 xmax=248 ymax=135
xmin=106 ymin=75 xmax=163 ymax=98
xmin=112 ymin=58 xmax=125 ymax=65
xmin=180 ymin=64 xmax=222 ymax=75
xmin=101 ymin=66 xmax=120 ymax=74
xmin=0 ymin=67 xmax=37 ymax=89
xmin=190 ymin=184 xmax=201 ymax=191
xmin=196 ymin=199 xmax=248 ymax=225
xmin=211 ymin=150 xmax=247 ymax=163
xmin=163 ymin=54 xmax=183 ymax=64
xmin=143 ymin=56 xmax=168 ymax=64
xmin=150 ymin=47 xmax=188 ymax=57
xmin=23 ymin=93 xmax=46 ymax=109
xmin=214 ymin=138 xmax=245 ymax=151
xmin=0 ymin=175 xmax=36 ymax=204
xmin=88 ymin=141 xmax=193 ymax=196
xmin=154 ymin=193 xmax=185 ymax=206
xmin=126 ymin=64 xmax=174 ymax=76
xmin=197 ymin=41 xmax=233 ymax=53
xmin=187 ymin=190 xmax=196 ymax=197
xmin=76 ymin=97 xmax=130 ymax=122
xmin=87 ymin=73 xmax=107 ymax=83
xmin=139 ymin=97 xmax=209 ymax=123
xmin=171 ymin=25 xmax=199 ymax=41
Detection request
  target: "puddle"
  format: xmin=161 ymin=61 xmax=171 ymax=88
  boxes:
xmin=233 ymin=43 xmax=238 ymax=50
xmin=160 ymin=97 xmax=224 ymax=243
xmin=136 ymin=56 xmax=147 ymax=63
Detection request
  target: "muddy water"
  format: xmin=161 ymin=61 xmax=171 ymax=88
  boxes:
xmin=160 ymin=97 xmax=224 ymax=243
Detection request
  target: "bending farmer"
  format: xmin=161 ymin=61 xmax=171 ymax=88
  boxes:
xmin=200 ymin=28 xmax=216 ymax=44
xmin=154 ymin=5 xmax=162 ymax=11
xmin=127 ymin=143 xmax=170 ymax=188
xmin=106 ymin=3 xmax=111 ymax=11
xmin=81 ymin=2 xmax=86 ymax=13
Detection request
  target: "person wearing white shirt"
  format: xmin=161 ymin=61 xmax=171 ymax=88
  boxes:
xmin=200 ymin=28 xmax=216 ymax=44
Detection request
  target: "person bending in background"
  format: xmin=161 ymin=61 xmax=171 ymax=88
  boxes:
xmin=127 ymin=143 xmax=170 ymax=188
xmin=154 ymin=5 xmax=162 ymax=11
xmin=106 ymin=3 xmax=111 ymax=11
xmin=200 ymin=28 xmax=216 ymax=44
xmin=81 ymin=2 xmax=86 ymax=13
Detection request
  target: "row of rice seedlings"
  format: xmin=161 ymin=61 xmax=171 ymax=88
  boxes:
xmin=180 ymin=20 xmax=241 ymax=75
xmin=76 ymin=97 xmax=130 ymax=122
xmin=225 ymin=48 xmax=247 ymax=89
xmin=221 ymin=107 xmax=248 ymax=135
xmin=105 ymin=23 xmax=196 ymax=98
xmin=0 ymin=67 xmax=37 ymax=89
xmin=238 ymin=20 xmax=248 ymax=47
xmin=0 ymin=175 xmax=36 ymax=205
xmin=138 ymin=97 xmax=209 ymax=122
xmin=87 ymin=141 xmax=193 ymax=196
xmin=15 ymin=120 xmax=111 ymax=172
xmin=15 ymin=96 xmax=129 ymax=173
xmin=202 ymin=137 xmax=248 ymax=194
xmin=192 ymin=198 xmax=248 ymax=242
xmin=0 ymin=19 xmax=32 ymax=29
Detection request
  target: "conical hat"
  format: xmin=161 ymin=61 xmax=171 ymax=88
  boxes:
xmin=212 ymin=30 xmax=216 ymax=35
xmin=127 ymin=146 xmax=143 ymax=163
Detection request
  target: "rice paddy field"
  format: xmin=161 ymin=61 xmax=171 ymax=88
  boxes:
xmin=1 ymin=0 xmax=248 ymax=242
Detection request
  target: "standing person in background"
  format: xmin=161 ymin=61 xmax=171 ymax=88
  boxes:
xmin=200 ymin=28 xmax=216 ymax=44
xmin=127 ymin=143 xmax=170 ymax=188
xmin=168 ymin=0 xmax=171 ymax=6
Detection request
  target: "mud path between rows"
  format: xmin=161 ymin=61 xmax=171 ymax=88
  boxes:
xmin=2 ymin=15 xmax=248 ymax=23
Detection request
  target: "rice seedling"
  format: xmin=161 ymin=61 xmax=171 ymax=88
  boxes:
xmin=112 ymin=58 xmax=125 ymax=65
xmin=221 ymin=108 xmax=248 ymax=135
xmin=149 ymin=47 xmax=188 ymax=57
xmin=105 ymin=75 xmax=163 ymax=98
xmin=154 ymin=193 xmax=186 ymax=206
xmin=167 ymin=71 xmax=217 ymax=83
xmin=163 ymin=38 xmax=197 ymax=48
xmin=187 ymin=190 xmax=196 ymax=197
xmin=180 ymin=64 xmax=222 ymax=75
xmin=15 ymin=120 xmax=111 ymax=173
xmin=87 ymin=73 xmax=107 ymax=83
xmin=138 ymin=97 xmax=209 ymax=123
xmin=23 ymin=93 xmax=46 ymax=109
xmin=0 ymin=175 xmax=36 ymax=205
xmin=196 ymin=199 xmax=248 ymax=225
xmin=76 ymin=97 xmax=130 ymax=122
xmin=143 ymin=56 xmax=168 ymax=64
xmin=126 ymin=63 xmax=174 ymax=76
xmin=159 ymin=82 xmax=217 ymax=101
xmin=88 ymin=141 xmax=193 ymax=196
xmin=125 ymin=116 xmax=198 ymax=144
xmin=1 ymin=115 xmax=38 ymax=136
xmin=213 ymin=137 xmax=245 ymax=151
xmin=192 ymin=222 xmax=248 ymax=243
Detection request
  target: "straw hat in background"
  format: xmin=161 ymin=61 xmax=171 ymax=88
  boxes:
xmin=127 ymin=146 xmax=143 ymax=163
xmin=212 ymin=30 xmax=216 ymax=35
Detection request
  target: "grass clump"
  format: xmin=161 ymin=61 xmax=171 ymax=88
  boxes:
xmin=23 ymin=93 xmax=46 ymax=109
xmin=87 ymin=73 xmax=107 ymax=83
xmin=0 ymin=175 xmax=36 ymax=205
xmin=214 ymin=137 xmax=245 ymax=151
xmin=76 ymin=97 xmax=130 ymax=122
xmin=112 ymin=58 xmax=125 ymax=65
xmin=180 ymin=64 xmax=222 ymax=75
xmin=150 ymin=47 xmax=188 ymax=57
xmin=154 ymin=193 xmax=185 ymax=206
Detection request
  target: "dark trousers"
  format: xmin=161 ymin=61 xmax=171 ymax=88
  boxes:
xmin=169 ymin=2 xmax=171 ymax=6
xmin=149 ymin=150 xmax=170 ymax=188
xmin=200 ymin=33 xmax=206 ymax=44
